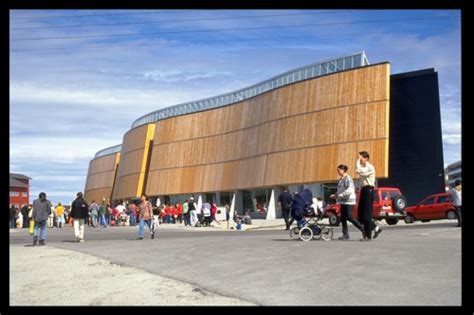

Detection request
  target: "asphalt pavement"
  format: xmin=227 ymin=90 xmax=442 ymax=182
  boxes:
xmin=10 ymin=221 xmax=462 ymax=306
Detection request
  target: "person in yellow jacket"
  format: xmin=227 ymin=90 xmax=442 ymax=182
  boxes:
xmin=28 ymin=205 xmax=34 ymax=235
xmin=55 ymin=202 xmax=65 ymax=228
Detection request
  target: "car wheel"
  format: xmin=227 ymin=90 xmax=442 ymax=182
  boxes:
xmin=404 ymin=214 xmax=415 ymax=224
xmin=328 ymin=213 xmax=340 ymax=226
xmin=299 ymin=227 xmax=313 ymax=242
xmin=385 ymin=218 xmax=399 ymax=225
xmin=392 ymin=195 xmax=407 ymax=212
xmin=446 ymin=210 xmax=457 ymax=220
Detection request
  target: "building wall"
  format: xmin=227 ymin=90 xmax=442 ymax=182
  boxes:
xmin=9 ymin=186 xmax=29 ymax=208
xmin=84 ymin=152 xmax=120 ymax=204
xmin=145 ymin=63 xmax=390 ymax=196
xmin=378 ymin=69 xmax=445 ymax=206
xmin=111 ymin=124 xmax=155 ymax=200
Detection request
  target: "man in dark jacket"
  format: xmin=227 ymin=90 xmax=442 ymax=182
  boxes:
xmin=278 ymin=187 xmax=293 ymax=230
xmin=70 ymin=192 xmax=89 ymax=242
xmin=21 ymin=205 xmax=29 ymax=228
xmin=32 ymin=192 xmax=52 ymax=246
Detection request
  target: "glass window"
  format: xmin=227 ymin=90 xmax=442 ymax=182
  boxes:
xmin=253 ymin=189 xmax=271 ymax=213
xmin=22 ymin=192 xmax=27 ymax=197
xmin=382 ymin=191 xmax=391 ymax=200
xmin=328 ymin=62 xmax=336 ymax=72
xmin=336 ymin=59 xmax=343 ymax=71
xmin=389 ymin=191 xmax=401 ymax=199
xmin=321 ymin=63 xmax=327 ymax=75
xmin=242 ymin=190 xmax=254 ymax=215
xmin=420 ymin=197 xmax=436 ymax=206
xmin=437 ymin=195 xmax=451 ymax=204
xmin=354 ymin=54 xmax=361 ymax=67
xmin=344 ymin=57 xmax=352 ymax=69
xmin=219 ymin=192 xmax=232 ymax=207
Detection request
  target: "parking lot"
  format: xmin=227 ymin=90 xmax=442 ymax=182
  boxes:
xmin=10 ymin=221 xmax=461 ymax=306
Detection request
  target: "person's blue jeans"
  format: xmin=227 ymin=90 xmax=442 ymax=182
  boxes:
xmin=139 ymin=219 xmax=152 ymax=238
xmin=130 ymin=214 xmax=136 ymax=226
xmin=99 ymin=214 xmax=107 ymax=227
xmin=10 ymin=217 xmax=16 ymax=229
xmin=33 ymin=220 xmax=47 ymax=240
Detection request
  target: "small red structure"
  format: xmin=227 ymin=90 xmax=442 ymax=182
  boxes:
xmin=10 ymin=173 xmax=31 ymax=209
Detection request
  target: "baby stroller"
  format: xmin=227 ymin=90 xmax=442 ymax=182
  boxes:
xmin=289 ymin=189 xmax=333 ymax=242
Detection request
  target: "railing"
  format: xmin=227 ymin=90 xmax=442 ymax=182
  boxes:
xmin=131 ymin=51 xmax=369 ymax=129
xmin=94 ymin=144 xmax=122 ymax=158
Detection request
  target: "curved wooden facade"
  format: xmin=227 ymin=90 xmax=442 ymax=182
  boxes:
xmin=87 ymin=63 xmax=390 ymax=200
xmin=111 ymin=124 xmax=155 ymax=200
xmin=84 ymin=152 xmax=120 ymax=204
xmin=146 ymin=63 xmax=390 ymax=196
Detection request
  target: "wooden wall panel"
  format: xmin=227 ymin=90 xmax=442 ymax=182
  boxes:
xmin=112 ymin=124 xmax=154 ymax=200
xmin=141 ymin=63 xmax=390 ymax=196
xmin=84 ymin=152 xmax=119 ymax=204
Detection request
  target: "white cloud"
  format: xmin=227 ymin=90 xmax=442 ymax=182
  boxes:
xmin=442 ymin=135 xmax=461 ymax=145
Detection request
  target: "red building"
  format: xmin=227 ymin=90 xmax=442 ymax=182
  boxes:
xmin=9 ymin=173 xmax=31 ymax=210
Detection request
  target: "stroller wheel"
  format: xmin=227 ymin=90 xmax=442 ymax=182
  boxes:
xmin=321 ymin=227 xmax=333 ymax=241
xmin=289 ymin=227 xmax=300 ymax=239
xmin=299 ymin=227 xmax=313 ymax=242
xmin=312 ymin=226 xmax=322 ymax=240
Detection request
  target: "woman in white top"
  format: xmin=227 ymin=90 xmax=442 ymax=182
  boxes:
xmin=331 ymin=164 xmax=365 ymax=240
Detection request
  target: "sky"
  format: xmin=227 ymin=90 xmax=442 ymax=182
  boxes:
xmin=9 ymin=9 xmax=461 ymax=205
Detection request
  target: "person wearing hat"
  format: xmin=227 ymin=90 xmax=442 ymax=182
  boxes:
xmin=70 ymin=192 xmax=89 ymax=242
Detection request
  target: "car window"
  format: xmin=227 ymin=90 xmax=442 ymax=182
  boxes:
xmin=420 ymin=197 xmax=435 ymax=205
xmin=436 ymin=195 xmax=451 ymax=204
xmin=382 ymin=191 xmax=390 ymax=200
xmin=389 ymin=191 xmax=400 ymax=199
xmin=373 ymin=191 xmax=379 ymax=202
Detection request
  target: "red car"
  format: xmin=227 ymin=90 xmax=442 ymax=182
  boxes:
xmin=404 ymin=193 xmax=457 ymax=223
xmin=323 ymin=187 xmax=407 ymax=226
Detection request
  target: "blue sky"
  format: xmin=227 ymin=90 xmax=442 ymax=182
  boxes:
xmin=9 ymin=9 xmax=461 ymax=205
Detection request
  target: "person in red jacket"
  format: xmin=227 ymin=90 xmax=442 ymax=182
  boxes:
xmin=176 ymin=203 xmax=183 ymax=224
xmin=165 ymin=206 xmax=172 ymax=224
xmin=211 ymin=203 xmax=218 ymax=223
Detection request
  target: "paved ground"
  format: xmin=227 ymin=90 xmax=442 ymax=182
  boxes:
xmin=10 ymin=221 xmax=461 ymax=306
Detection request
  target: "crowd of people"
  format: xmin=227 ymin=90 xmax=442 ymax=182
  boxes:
xmin=14 ymin=151 xmax=462 ymax=246
xmin=18 ymin=191 xmax=236 ymax=246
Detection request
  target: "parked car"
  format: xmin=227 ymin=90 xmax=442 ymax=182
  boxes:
xmin=323 ymin=187 xmax=407 ymax=226
xmin=404 ymin=193 xmax=457 ymax=223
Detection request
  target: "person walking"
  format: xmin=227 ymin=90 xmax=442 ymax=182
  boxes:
xmin=202 ymin=203 xmax=211 ymax=227
xmin=182 ymin=199 xmax=189 ymax=226
xmin=137 ymin=194 xmax=155 ymax=240
xmin=89 ymin=200 xmax=99 ymax=227
xmin=278 ymin=187 xmax=293 ymax=230
xmin=355 ymin=151 xmax=382 ymax=241
xmin=99 ymin=201 xmax=108 ymax=228
xmin=70 ymin=192 xmax=89 ymax=242
xmin=188 ymin=197 xmax=197 ymax=227
xmin=32 ymin=192 xmax=52 ymax=246
xmin=330 ymin=165 xmax=365 ymax=240
xmin=21 ymin=205 xmax=29 ymax=229
xmin=450 ymin=179 xmax=462 ymax=227
xmin=55 ymin=202 xmax=65 ymax=228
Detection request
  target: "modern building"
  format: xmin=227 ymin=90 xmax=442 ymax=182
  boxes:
xmin=84 ymin=51 xmax=445 ymax=217
xmin=445 ymin=160 xmax=462 ymax=188
xmin=10 ymin=173 xmax=31 ymax=209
